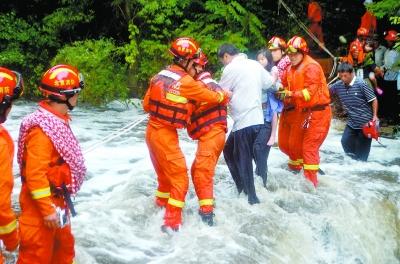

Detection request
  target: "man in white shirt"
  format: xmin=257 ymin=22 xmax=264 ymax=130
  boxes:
xmin=218 ymin=43 xmax=273 ymax=204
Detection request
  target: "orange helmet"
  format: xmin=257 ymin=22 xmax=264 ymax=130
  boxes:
xmin=193 ymin=51 xmax=208 ymax=66
xmin=357 ymin=27 xmax=369 ymax=37
xmin=0 ymin=67 xmax=23 ymax=105
xmin=362 ymin=120 xmax=380 ymax=140
xmin=39 ymin=64 xmax=84 ymax=98
xmin=384 ymin=30 xmax=398 ymax=41
xmin=349 ymin=40 xmax=363 ymax=56
xmin=169 ymin=37 xmax=201 ymax=60
xmin=286 ymin=36 xmax=309 ymax=54
xmin=267 ymin=36 xmax=286 ymax=50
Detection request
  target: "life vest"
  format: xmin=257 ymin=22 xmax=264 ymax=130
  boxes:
xmin=148 ymin=68 xmax=194 ymax=129
xmin=286 ymin=55 xmax=330 ymax=109
xmin=187 ymin=77 xmax=227 ymax=140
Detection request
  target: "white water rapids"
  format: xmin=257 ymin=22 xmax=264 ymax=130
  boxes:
xmin=4 ymin=101 xmax=400 ymax=264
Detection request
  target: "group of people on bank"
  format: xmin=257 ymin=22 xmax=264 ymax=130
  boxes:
xmin=340 ymin=27 xmax=399 ymax=125
xmin=0 ymin=30 xmax=393 ymax=262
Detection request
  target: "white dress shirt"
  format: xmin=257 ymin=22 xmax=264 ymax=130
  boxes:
xmin=219 ymin=54 xmax=273 ymax=132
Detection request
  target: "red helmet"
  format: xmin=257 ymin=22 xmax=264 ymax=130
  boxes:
xmin=39 ymin=64 xmax=84 ymax=98
xmin=169 ymin=37 xmax=201 ymax=60
xmin=384 ymin=30 xmax=398 ymax=41
xmin=0 ymin=67 xmax=24 ymax=104
xmin=267 ymin=36 xmax=287 ymax=50
xmin=286 ymin=36 xmax=309 ymax=54
xmin=362 ymin=120 xmax=380 ymax=140
xmin=357 ymin=27 xmax=369 ymax=37
xmin=193 ymin=51 xmax=208 ymax=66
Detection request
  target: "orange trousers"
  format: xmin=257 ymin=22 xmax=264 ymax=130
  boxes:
xmin=17 ymin=223 xmax=74 ymax=264
xmin=191 ymin=124 xmax=226 ymax=214
xmin=300 ymin=107 xmax=331 ymax=186
xmin=145 ymin=121 xmax=188 ymax=228
xmin=278 ymin=110 xmax=303 ymax=171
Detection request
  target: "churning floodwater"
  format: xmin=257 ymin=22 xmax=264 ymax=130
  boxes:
xmin=4 ymin=100 xmax=400 ymax=264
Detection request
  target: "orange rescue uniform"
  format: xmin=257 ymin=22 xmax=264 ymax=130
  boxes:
xmin=360 ymin=11 xmax=377 ymax=36
xmin=187 ymin=76 xmax=227 ymax=214
xmin=17 ymin=104 xmax=75 ymax=264
xmin=143 ymin=65 xmax=225 ymax=229
xmin=307 ymin=1 xmax=324 ymax=46
xmin=281 ymin=54 xmax=331 ymax=186
xmin=0 ymin=125 xmax=19 ymax=264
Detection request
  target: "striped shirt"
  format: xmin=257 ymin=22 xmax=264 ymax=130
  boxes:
xmin=330 ymin=76 xmax=376 ymax=129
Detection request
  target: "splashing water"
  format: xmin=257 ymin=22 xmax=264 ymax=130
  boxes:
xmin=4 ymin=101 xmax=400 ymax=264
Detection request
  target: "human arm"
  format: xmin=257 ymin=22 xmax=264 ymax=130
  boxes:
xmin=291 ymin=63 xmax=323 ymax=101
xmin=180 ymin=75 xmax=229 ymax=104
xmin=142 ymin=85 xmax=151 ymax=113
xmin=371 ymin=98 xmax=378 ymax=122
xmin=261 ymin=67 xmax=275 ymax=92
xmin=0 ymin=139 xmax=19 ymax=251
xmin=24 ymin=128 xmax=59 ymax=228
xmin=360 ymin=81 xmax=378 ymax=121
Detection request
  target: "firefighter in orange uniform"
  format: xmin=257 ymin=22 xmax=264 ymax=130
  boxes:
xmin=17 ymin=65 xmax=86 ymax=264
xmin=186 ymin=52 xmax=227 ymax=226
xmin=143 ymin=37 xmax=229 ymax=232
xmin=307 ymin=0 xmax=325 ymax=47
xmin=360 ymin=0 xmax=377 ymax=36
xmin=277 ymin=36 xmax=331 ymax=187
xmin=0 ymin=67 xmax=23 ymax=264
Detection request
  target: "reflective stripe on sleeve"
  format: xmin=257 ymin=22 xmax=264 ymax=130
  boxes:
xmin=166 ymin=93 xmax=188 ymax=104
xmin=168 ymin=198 xmax=185 ymax=208
xmin=302 ymin=89 xmax=311 ymax=102
xmin=31 ymin=187 xmax=51 ymax=199
xmin=0 ymin=219 xmax=17 ymax=235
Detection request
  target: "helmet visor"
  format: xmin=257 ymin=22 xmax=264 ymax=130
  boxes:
xmin=286 ymin=45 xmax=298 ymax=54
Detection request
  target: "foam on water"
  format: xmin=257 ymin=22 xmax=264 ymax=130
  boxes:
xmin=4 ymin=101 xmax=400 ymax=264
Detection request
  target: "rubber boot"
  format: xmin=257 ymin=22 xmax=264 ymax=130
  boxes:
xmin=199 ymin=205 xmax=214 ymax=226
xmin=161 ymin=205 xmax=182 ymax=233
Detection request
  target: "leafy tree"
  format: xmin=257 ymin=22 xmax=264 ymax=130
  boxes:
xmin=52 ymin=39 xmax=129 ymax=106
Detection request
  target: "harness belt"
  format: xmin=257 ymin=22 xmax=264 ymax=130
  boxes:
xmin=302 ymin=104 xmax=329 ymax=112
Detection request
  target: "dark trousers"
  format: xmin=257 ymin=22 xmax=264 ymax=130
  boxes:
xmin=223 ymin=124 xmax=266 ymax=204
xmin=253 ymin=122 xmax=272 ymax=187
xmin=341 ymin=125 xmax=372 ymax=161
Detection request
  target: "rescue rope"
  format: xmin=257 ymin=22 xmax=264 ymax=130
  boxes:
xmin=84 ymin=115 xmax=148 ymax=154
xmin=278 ymin=0 xmax=338 ymax=79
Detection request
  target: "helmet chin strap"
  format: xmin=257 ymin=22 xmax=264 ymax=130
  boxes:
xmin=0 ymin=100 xmax=11 ymax=123
xmin=48 ymin=94 xmax=75 ymax=111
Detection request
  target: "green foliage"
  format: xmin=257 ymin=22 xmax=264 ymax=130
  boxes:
xmin=52 ymin=39 xmax=129 ymax=106
xmin=120 ymin=0 xmax=265 ymax=95
xmin=366 ymin=0 xmax=400 ymax=19
xmin=1 ymin=0 xmax=397 ymax=102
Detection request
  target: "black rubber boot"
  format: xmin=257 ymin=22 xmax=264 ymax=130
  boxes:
xmin=199 ymin=211 xmax=215 ymax=226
